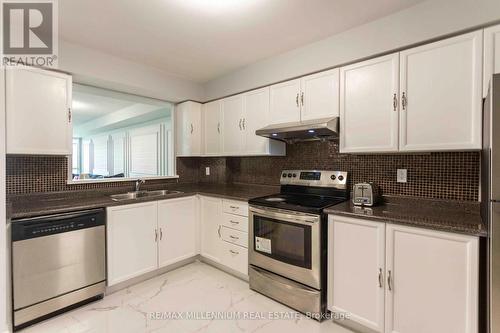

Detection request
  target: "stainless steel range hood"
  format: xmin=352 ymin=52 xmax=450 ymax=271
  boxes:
xmin=255 ymin=117 xmax=339 ymax=143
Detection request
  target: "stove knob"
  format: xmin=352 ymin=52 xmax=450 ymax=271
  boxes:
xmin=282 ymin=173 xmax=287 ymax=178
xmin=330 ymin=175 xmax=336 ymax=180
xmin=292 ymin=173 xmax=297 ymax=178
xmin=287 ymin=173 xmax=292 ymax=177
xmin=338 ymin=175 xmax=344 ymax=181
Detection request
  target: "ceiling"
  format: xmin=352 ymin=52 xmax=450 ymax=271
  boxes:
xmin=60 ymin=0 xmax=423 ymax=83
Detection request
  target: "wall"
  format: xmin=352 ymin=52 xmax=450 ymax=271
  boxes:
xmin=177 ymin=141 xmax=480 ymax=202
xmin=203 ymin=0 xmax=500 ymax=100
xmin=59 ymin=41 xmax=204 ymax=103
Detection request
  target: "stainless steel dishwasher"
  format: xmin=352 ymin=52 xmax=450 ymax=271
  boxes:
xmin=11 ymin=209 xmax=106 ymax=330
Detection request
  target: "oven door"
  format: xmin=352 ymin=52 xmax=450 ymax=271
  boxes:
xmin=249 ymin=205 xmax=321 ymax=289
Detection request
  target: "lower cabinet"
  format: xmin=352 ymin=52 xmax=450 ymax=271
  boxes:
xmin=107 ymin=201 xmax=159 ymax=286
xmin=200 ymin=195 xmax=249 ymax=276
xmin=328 ymin=215 xmax=479 ymax=333
xmin=157 ymin=196 xmax=198 ymax=268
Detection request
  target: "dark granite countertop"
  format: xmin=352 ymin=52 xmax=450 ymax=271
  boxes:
xmin=324 ymin=196 xmax=486 ymax=237
xmin=7 ymin=183 xmax=280 ymax=220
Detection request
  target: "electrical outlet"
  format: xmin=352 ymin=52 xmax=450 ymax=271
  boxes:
xmin=397 ymin=169 xmax=407 ymax=183
xmin=205 ymin=167 xmax=210 ymax=176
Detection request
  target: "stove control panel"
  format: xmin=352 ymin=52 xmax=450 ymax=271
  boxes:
xmin=280 ymin=170 xmax=348 ymax=188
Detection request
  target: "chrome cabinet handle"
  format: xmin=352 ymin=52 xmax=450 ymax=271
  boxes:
xmin=229 ymin=235 xmax=239 ymax=240
xmin=68 ymin=108 xmax=72 ymax=123
xmin=160 ymin=228 xmax=163 ymax=241
xmin=155 ymin=229 xmax=158 ymax=242
xmin=301 ymin=92 xmax=304 ymax=106
xmin=190 ymin=123 xmax=193 ymax=134
xmin=378 ymin=268 xmax=383 ymax=288
xmin=229 ymin=205 xmax=239 ymax=209
xmin=387 ymin=270 xmax=392 ymax=291
xmin=242 ymin=118 xmax=245 ymax=130
xmin=230 ymin=249 xmax=239 ymax=255
xmin=217 ymin=225 xmax=221 ymax=238
xmin=230 ymin=220 xmax=240 ymax=225
xmin=393 ymin=94 xmax=398 ymax=111
xmin=296 ymin=93 xmax=299 ymax=107
xmin=401 ymin=92 xmax=407 ymax=110
xmin=217 ymin=122 xmax=220 ymax=134
xmin=239 ymin=119 xmax=242 ymax=130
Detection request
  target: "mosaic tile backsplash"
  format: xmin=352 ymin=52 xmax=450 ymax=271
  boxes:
xmin=7 ymin=141 xmax=480 ymax=201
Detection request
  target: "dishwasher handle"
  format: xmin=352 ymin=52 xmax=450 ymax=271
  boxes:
xmin=12 ymin=209 xmax=105 ymax=241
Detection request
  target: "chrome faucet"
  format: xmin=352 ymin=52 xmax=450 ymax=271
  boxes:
xmin=135 ymin=179 xmax=146 ymax=192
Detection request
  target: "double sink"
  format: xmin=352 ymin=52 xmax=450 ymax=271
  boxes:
xmin=110 ymin=189 xmax=183 ymax=202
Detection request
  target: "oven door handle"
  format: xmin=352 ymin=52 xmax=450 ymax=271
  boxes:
xmin=249 ymin=206 xmax=320 ymax=225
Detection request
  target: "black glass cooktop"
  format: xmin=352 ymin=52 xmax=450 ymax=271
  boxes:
xmin=249 ymin=193 xmax=347 ymax=214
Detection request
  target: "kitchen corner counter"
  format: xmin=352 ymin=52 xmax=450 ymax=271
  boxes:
xmin=325 ymin=197 xmax=486 ymax=237
xmin=7 ymin=183 xmax=279 ymax=220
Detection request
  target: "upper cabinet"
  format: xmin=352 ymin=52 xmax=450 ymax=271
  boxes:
xmin=399 ymin=31 xmax=482 ymax=152
xmin=176 ymin=101 xmax=202 ymax=156
xmin=300 ymin=68 xmax=340 ymax=121
xmin=269 ymin=69 xmax=340 ymax=125
xmin=340 ymin=31 xmax=482 ymax=153
xmin=484 ymin=24 xmax=500 ymax=97
xmin=6 ymin=67 xmax=72 ymax=155
xmin=222 ymin=94 xmax=245 ymax=155
xmin=203 ymin=100 xmax=223 ymax=156
xmin=269 ymin=79 xmax=301 ymax=124
xmin=340 ymin=54 xmax=400 ymax=153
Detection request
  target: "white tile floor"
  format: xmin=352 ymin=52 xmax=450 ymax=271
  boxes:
xmin=21 ymin=261 xmax=354 ymax=333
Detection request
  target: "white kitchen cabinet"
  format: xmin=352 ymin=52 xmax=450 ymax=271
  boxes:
xmin=203 ymin=100 xmax=223 ymax=155
xmin=484 ymin=24 xmax=500 ymax=97
xmin=222 ymin=95 xmax=245 ymax=155
xmin=385 ymin=224 xmax=478 ymax=333
xmin=300 ymin=68 xmax=340 ymax=121
xmin=220 ymin=241 xmax=248 ymax=276
xmin=6 ymin=66 xmax=72 ymax=155
xmin=269 ymin=79 xmax=301 ymax=124
xmin=157 ymin=196 xmax=198 ymax=268
xmin=328 ymin=215 xmax=479 ymax=333
xmin=328 ymin=216 xmax=386 ymax=333
xmin=399 ymin=31 xmax=482 ymax=151
xmin=176 ymin=101 xmax=202 ymax=156
xmin=339 ymin=53 xmax=400 ymax=153
xmin=200 ymin=196 xmax=223 ymax=263
xmin=107 ymin=202 xmax=158 ymax=286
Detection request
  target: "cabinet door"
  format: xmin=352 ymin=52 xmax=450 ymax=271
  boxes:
xmin=203 ymin=100 xmax=222 ymax=155
xmin=269 ymin=79 xmax=301 ymax=124
xmin=106 ymin=202 xmax=158 ymax=286
xmin=399 ymin=31 xmax=482 ymax=151
xmin=6 ymin=67 xmax=72 ymax=154
xmin=301 ymin=68 xmax=340 ymax=121
xmin=339 ymin=53 xmax=400 ymax=153
xmin=243 ymin=87 xmax=271 ymax=154
xmin=220 ymin=241 xmax=248 ymax=276
xmin=200 ymin=196 xmax=223 ymax=263
xmin=385 ymin=225 xmax=478 ymax=333
xmin=222 ymin=95 xmax=244 ymax=155
xmin=157 ymin=196 xmax=198 ymax=268
xmin=484 ymin=24 xmax=500 ymax=97
xmin=176 ymin=101 xmax=202 ymax=156
xmin=328 ymin=216 xmax=386 ymax=333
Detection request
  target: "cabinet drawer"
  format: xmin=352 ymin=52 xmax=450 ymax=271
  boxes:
xmin=223 ymin=200 xmax=248 ymax=217
xmin=220 ymin=241 xmax=248 ymax=276
xmin=222 ymin=213 xmax=248 ymax=232
xmin=220 ymin=226 xmax=248 ymax=248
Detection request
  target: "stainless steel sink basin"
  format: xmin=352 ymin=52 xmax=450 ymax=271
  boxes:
xmin=110 ymin=190 xmax=183 ymax=201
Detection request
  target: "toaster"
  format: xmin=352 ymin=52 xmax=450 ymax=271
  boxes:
xmin=352 ymin=182 xmax=381 ymax=206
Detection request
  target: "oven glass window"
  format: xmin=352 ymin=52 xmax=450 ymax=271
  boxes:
xmin=253 ymin=215 xmax=312 ymax=269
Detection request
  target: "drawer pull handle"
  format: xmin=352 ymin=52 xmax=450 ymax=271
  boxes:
xmin=230 ymin=250 xmax=239 ymax=255
xmin=230 ymin=235 xmax=239 ymax=240
xmin=229 ymin=206 xmax=239 ymax=209
xmin=230 ymin=220 xmax=240 ymax=224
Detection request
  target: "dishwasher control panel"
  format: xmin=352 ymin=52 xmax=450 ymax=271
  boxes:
xmin=12 ymin=209 xmax=105 ymax=241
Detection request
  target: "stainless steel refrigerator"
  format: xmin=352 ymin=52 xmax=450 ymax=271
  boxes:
xmin=484 ymin=73 xmax=500 ymax=333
